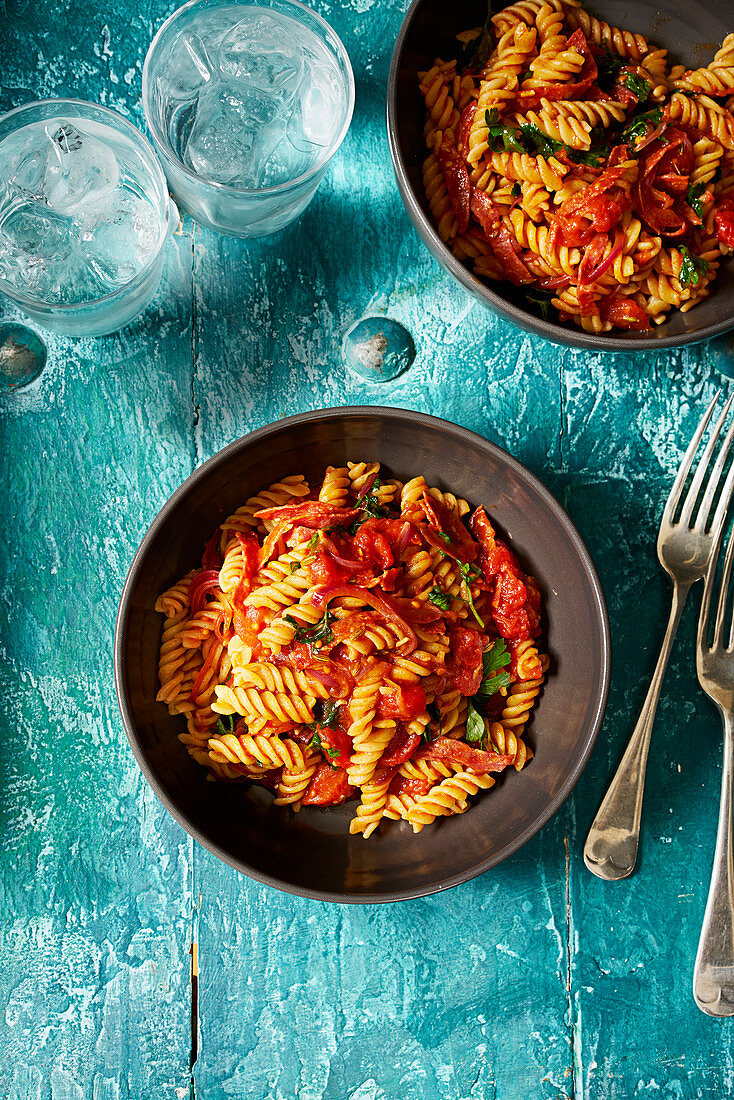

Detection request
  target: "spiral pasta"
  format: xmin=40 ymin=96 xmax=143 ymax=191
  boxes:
xmin=155 ymin=463 xmax=547 ymax=831
xmin=419 ymin=0 xmax=734 ymax=333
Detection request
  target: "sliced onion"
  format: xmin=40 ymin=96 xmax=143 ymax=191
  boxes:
xmin=354 ymin=471 xmax=377 ymax=503
xmin=306 ymin=665 xmax=353 ymax=698
xmin=585 ymin=237 xmax=624 ymax=283
xmin=311 ymin=584 xmax=418 ymax=654
xmin=188 ymin=570 xmax=221 ymax=614
xmin=633 ymin=120 xmax=667 ymax=153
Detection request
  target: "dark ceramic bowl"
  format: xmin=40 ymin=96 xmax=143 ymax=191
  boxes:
xmin=387 ymin=0 xmax=734 ymax=351
xmin=114 ymin=407 xmax=610 ymax=902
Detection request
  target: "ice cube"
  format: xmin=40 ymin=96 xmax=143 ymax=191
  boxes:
xmin=0 ymin=206 xmax=70 ymax=259
xmin=50 ymin=251 xmax=110 ymax=304
xmin=43 ymin=121 xmax=120 ymax=216
xmin=8 ymin=144 xmax=49 ymax=203
xmin=163 ymin=31 xmax=215 ymax=101
xmin=299 ymin=52 xmax=342 ymax=147
xmin=183 ymin=84 xmax=286 ymax=186
xmin=71 ymin=191 xmax=162 ymax=289
xmin=218 ymin=13 xmax=304 ymax=98
xmin=0 ymin=232 xmax=46 ymax=293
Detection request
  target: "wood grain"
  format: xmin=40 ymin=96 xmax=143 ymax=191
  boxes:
xmin=2 ymin=0 xmax=734 ymax=1097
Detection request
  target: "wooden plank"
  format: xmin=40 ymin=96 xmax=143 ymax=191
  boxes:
xmin=0 ymin=231 xmax=196 ymax=1097
xmin=190 ymin=147 xmax=568 ymax=1095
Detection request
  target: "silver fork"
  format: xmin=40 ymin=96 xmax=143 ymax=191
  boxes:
xmin=694 ymin=517 xmax=734 ymax=1016
xmin=585 ymin=390 xmax=734 ymax=881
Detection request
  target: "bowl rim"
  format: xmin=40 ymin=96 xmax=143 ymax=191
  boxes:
xmin=114 ymin=405 xmax=611 ymax=903
xmin=385 ymin=0 xmax=734 ymax=353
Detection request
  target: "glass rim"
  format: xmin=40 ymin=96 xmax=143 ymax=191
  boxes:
xmin=141 ymin=0 xmax=356 ymax=198
xmin=0 ymin=97 xmax=174 ymax=312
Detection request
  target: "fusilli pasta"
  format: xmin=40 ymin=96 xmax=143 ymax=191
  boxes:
xmin=155 ymin=463 xmax=547 ymax=835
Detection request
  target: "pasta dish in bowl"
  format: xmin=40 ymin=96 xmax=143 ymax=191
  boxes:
xmin=115 ymin=407 xmax=609 ymax=901
xmin=388 ymin=0 xmax=734 ymax=349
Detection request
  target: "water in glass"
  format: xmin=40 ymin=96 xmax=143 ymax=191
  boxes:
xmin=155 ymin=5 xmax=346 ymax=190
xmin=0 ymin=117 xmax=166 ymax=305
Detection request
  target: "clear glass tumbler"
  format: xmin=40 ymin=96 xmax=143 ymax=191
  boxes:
xmin=142 ymin=0 xmax=355 ymax=238
xmin=0 ymin=99 xmax=177 ymax=337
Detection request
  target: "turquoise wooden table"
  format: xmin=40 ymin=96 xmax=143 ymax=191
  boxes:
xmin=4 ymin=0 xmax=734 ymax=1097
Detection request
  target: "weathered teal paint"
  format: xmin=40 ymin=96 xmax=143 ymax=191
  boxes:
xmin=3 ymin=1 xmax=734 ymax=1097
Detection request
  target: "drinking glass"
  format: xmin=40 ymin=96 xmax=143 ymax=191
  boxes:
xmin=0 ymin=99 xmax=177 ymax=338
xmin=142 ymin=0 xmax=355 ymax=238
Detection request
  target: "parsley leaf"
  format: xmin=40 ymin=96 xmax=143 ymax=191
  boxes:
xmin=465 ymin=700 xmax=487 ymax=744
xmin=306 ymin=532 xmax=320 ymax=550
xmin=284 ymin=611 xmax=334 ymax=647
xmin=350 ymin=479 xmax=387 ymax=532
xmin=622 ymin=72 xmax=651 ymax=101
xmin=620 ymin=107 xmax=662 ymax=148
xmin=426 ymin=702 xmax=443 ymax=738
xmin=460 ymin=1 xmax=494 ymax=72
xmin=482 ymin=637 xmax=511 ymax=676
xmin=459 ymin=561 xmax=485 ymax=628
xmin=306 ymin=699 xmax=340 ymax=731
xmin=485 ymin=108 xmax=526 ymax=154
xmin=307 ymin=730 xmax=340 ymax=767
xmin=438 ymin=531 xmax=452 ymax=546
xmin=568 ymin=146 xmax=610 ymax=168
xmin=687 ymin=181 xmax=706 ymax=218
xmin=474 ymin=639 xmax=512 ymax=700
xmin=595 ymin=49 xmax=626 ymax=90
xmin=520 ymin=123 xmax=562 ymax=158
xmin=428 ymin=585 xmax=451 ymax=610
xmin=679 ymin=245 xmax=709 ymax=288
xmin=485 ymin=113 xmax=563 ymax=158
xmin=525 ymin=288 xmax=554 ymax=320
xmin=214 ymin=714 xmax=235 ymax=738
xmin=289 ymin=561 xmax=301 ymax=574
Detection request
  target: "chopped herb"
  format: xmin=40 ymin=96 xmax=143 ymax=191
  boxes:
xmin=307 ymin=730 xmax=339 ymax=767
xmin=622 ymin=72 xmax=651 ymax=101
xmin=460 ymin=2 xmax=494 ymax=72
xmin=595 ymin=49 xmax=626 ymax=90
xmin=520 ymin=123 xmax=562 ymax=158
xmin=511 ymin=181 xmax=522 ymax=198
xmin=687 ymin=180 xmax=706 ymax=218
xmin=477 ymin=670 xmax=512 ymax=698
xmin=485 ymin=108 xmax=526 ymax=154
xmin=428 ymin=585 xmax=451 ymax=610
xmin=310 ymin=699 xmax=340 ymax=730
xmin=620 ymin=107 xmax=662 ymax=148
xmin=482 ymin=637 xmax=511 ymax=676
xmin=306 ymin=532 xmax=320 ymax=550
xmin=214 ymin=714 xmax=235 ymax=738
xmin=474 ymin=638 xmax=512 ymax=699
xmin=289 ymin=561 xmax=301 ymax=574
xmin=426 ymin=701 xmax=443 ymax=738
xmin=350 ymin=478 xmax=387 ymax=532
xmin=568 ymin=145 xmax=610 ymax=168
xmin=459 ymin=561 xmax=485 ymax=628
xmin=679 ymin=245 xmax=709 ymax=288
xmin=438 ymin=531 xmax=452 ymax=546
xmin=284 ymin=611 xmax=335 ymax=647
xmin=525 ymin=288 xmax=554 ymax=320
xmin=485 ymin=112 xmax=562 ymax=158
xmin=466 ymin=699 xmax=487 ymax=744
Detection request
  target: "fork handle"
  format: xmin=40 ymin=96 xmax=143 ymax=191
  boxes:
xmin=584 ymin=580 xmax=692 ymax=880
xmin=693 ymin=711 xmax=734 ymax=1016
